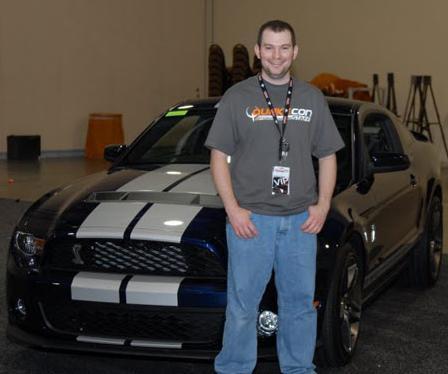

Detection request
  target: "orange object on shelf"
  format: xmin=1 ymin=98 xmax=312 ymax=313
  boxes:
xmin=310 ymin=73 xmax=371 ymax=101
xmin=85 ymin=113 xmax=124 ymax=159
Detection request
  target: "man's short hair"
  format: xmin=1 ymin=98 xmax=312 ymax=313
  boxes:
xmin=257 ymin=20 xmax=296 ymax=46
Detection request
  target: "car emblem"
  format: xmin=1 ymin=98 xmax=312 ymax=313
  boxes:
xmin=72 ymin=244 xmax=85 ymax=265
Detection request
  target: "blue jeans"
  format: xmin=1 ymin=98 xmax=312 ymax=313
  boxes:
xmin=215 ymin=211 xmax=317 ymax=374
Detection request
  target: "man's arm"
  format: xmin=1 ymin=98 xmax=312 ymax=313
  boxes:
xmin=301 ymin=153 xmax=337 ymax=234
xmin=210 ymin=149 xmax=258 ymax=239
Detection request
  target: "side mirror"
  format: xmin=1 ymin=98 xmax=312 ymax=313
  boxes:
xmin=371 ymin=152 xmax=410 ymax=173
xmin=104 ymin=144 xmax=127 ymax=162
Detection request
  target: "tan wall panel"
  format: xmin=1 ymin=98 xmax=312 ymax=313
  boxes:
xmin=212 ymin=0 xmax=448 ymax=156
xmin=0 ymin=0 xmax=206 ymax=152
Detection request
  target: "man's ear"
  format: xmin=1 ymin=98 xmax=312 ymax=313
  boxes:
xmin=293 ymin=45 xmax=299 ymax=60
xmin=254 ymin=44 xmax=261 ymax=59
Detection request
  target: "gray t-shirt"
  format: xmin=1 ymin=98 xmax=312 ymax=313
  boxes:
xmin=205 ymin=76 xmax=344 ymax=215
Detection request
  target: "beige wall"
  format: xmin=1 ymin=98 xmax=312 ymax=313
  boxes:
xmin=0 ymin=0 xmax=207 ymax=153
xmin=2 ymin=0 xmax=448 ymax=157
xmin=212 ymin=0 xmax=448 ymax=158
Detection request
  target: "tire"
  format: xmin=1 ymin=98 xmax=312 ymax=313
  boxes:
xmin=409 ymin=194 xmax=443 ymax=288
xmin=317 ymin=244 xmax=363 ymax=367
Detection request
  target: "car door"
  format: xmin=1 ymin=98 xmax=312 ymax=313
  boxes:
xmin=362 ymin=111 xmax=421 ymax=264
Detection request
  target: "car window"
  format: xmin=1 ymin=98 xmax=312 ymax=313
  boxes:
xmin=392 ymin=117 xmax=415 ymax=151
xmin=125 ymin=111 xmax=214 ymax=165
xmin=363 ymin=113 xmax=403 ymax=157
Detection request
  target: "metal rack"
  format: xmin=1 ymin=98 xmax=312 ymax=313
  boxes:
xmin=403 ymin=75 xmax=448 ymax=157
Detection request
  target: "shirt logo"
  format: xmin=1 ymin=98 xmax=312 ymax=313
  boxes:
xmin=245 ymin=106 xmax=312 ymax=123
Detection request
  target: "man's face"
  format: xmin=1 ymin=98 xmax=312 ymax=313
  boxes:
xmin=254 ymin=29 xmax=298 ymax=84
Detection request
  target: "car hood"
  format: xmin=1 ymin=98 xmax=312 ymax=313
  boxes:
xmin=20 ymin=164 xmax=227 ymax=248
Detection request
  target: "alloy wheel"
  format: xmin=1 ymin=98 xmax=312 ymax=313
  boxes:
xmin=339 ymin=256 xmax=362 ymax=353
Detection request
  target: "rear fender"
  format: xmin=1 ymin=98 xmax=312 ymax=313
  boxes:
xmin=420 ymin=179 xmax=442 ymax=229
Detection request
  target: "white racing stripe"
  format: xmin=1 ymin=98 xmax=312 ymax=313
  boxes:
xmin=125 ymin=275 xmax=184 ymax=306
xmin=77 ymin=336 xmax=126 ymax=345
xmin=130 ymin=340 xmax=182 ymax=349
xmin=76 ymin=164 xmax=207 ymax=239
xmin=130 ymin=203 xmax=202 ymax=242
xmin=71 ymin=272 xmax=126 ymax=303
xmin=76 ymin=336 xmax=182 ymax=349
xmin=169 ymin=168 xmax=216 ymax=195
xmin=117 ymin=164 xmax=207 ymax=192
xmin=71 ymin=272 xmax=184 ymax=307
xmin=76 ymin=202 xmax=146 ymax=239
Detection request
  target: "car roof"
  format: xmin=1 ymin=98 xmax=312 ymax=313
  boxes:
xmin=172 ymin=96 xmax=367 ymax=115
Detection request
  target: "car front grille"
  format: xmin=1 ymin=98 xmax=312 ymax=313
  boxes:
xmin=41 ymin=302 xmax=224 ymax=346
xmin=45 ymin=239 xmax=225 ymax=277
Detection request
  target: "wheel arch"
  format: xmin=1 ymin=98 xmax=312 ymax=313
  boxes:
xmin=347 ymin=232 xmax=367 ymax=284
xmin=424 ymin=179 xmax=442 ymax=220
xmin=433 ymin=183 xmax=442 ymax=200
xmin=425 ymin=178 xmax=442 ymax=210
xmin=316 ymin=212 xmax=366 ymax=303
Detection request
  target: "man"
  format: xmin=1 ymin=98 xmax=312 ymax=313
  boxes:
xmin=205 ymin=20 xmax=344 ymax=374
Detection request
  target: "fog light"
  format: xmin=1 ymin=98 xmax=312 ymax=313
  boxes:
xmin=15 ymin=299 xmax=27 ymax=316
xmin=257 ymin=310 xmax=278 ymax=336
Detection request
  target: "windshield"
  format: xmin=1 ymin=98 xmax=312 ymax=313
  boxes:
xmin=125 ymin=111 xmax=214 ymax=165
xmin=123 ymin=109 xmax=352 ymax=187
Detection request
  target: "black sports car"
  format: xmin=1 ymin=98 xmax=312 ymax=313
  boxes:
xmin=6 ymin=97 xmax=443 ymax=367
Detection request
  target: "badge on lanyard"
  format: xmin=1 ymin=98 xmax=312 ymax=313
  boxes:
xmin=272 ymin=166 xmax=290 ymax=195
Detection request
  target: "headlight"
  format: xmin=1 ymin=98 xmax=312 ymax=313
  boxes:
xmin=12 ymin=231 xmax=46 ymax=270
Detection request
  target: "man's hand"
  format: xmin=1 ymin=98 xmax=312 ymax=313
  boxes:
xmin=301 ymin=202 xmax=330 ymax=234
xmin=301 ymin=153 xmax=337 ymax=234
xmin=209 ymin=149 xmax=258 ymax=239
xmin=227 ymin=206 xmax=258 ymax=239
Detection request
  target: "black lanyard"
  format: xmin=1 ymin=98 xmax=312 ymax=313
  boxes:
xmin=257 ymin=74 xmax=293 ymax=162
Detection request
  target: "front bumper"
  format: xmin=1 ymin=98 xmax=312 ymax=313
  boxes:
xmin=7 ymin=323 xmax=277 ymax=359
xmin=6 ymin=254 xmax=277 ymax=359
